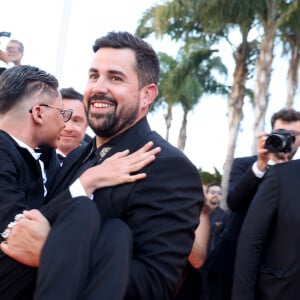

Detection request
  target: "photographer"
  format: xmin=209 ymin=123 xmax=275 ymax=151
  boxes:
xmin=231 ymin=114 xmax=300 ymax=299
xmin=228 ymin=108 xmax=300 ymax=213
xmin=203 ymin=108 xmax=300 ymax=300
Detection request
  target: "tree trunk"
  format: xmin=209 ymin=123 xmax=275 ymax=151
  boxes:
xmin=164 ymin=104 xmax=173 ymax=141
xmin=252 ymin=22 xmax=276 ymax=153
xmin=221 ymin=42 xmax=248 ymax=210
xmin=286 ymin=43 xmax=300 ymax=108
xmin=177 ymin=107 xmax=188 ymax=151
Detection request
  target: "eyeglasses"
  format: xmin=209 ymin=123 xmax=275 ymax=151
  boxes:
xmin=208 ymin=189 xmax=222 ymax=196
xmin=6 ymin=46 xmax=22 ymax=52
xmin=29 ymin=104 xmax=73 ymax=122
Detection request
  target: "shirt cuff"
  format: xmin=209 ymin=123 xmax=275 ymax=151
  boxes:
xmin=69 ymin=178 xmax=93 ymax=200
xmin=252 ymin=161 xmax=266 ymax=178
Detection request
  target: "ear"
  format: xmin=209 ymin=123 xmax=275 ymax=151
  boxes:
xmin=141 ymin=83 xmax=158 ymax=109
xmin=30 ymin=105 xmax=44 ymax=125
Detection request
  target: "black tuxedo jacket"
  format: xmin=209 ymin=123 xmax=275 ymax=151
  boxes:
xmin=0 ymin=130 xmax=60 ymax=233
xmin=233 ymin=159 xmax=300 ymax=300
xmin=227 ymin=155 xmax=262 ymax=212
xmin=0 ymin=130 xmax=45 ymax=232
xmin=46 ymin=117 xmax=203 ymax=300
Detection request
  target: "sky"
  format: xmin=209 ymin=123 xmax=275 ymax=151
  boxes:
xmin=2 ymin=0 xmax=300 ymax=173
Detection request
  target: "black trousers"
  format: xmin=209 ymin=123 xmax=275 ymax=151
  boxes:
xmin=0 ymin=196 xmax=132 ymax=300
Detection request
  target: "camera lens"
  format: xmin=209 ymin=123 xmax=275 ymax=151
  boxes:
xmin=267 ymin=135 xmax=284 ymax=149
xmin=265 ymin=130 xmax=295 ymax=153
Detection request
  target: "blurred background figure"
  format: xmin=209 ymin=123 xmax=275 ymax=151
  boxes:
xmin=200 ymin=182 xmax=230 ymax=300
xmin=0 ymin=39 xmax=24 ymax=67
xmin=205 ymin=183 xmax=222 ymax=212
xmin=5 ymin=40 xmax=24 ymax=65
xmin=0 ymin=39 xmax=24 ymax=76
xmin=204 ymin=182 xmax=228 ymax=254
xmin=56 ymin=87 xmax=90 ymax=164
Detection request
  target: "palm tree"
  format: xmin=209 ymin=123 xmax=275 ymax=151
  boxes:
xmin=251 ymin=0 xmax=300 ymax=152
xmin=199 ymin=0 xmax=258 ymax=208
xmin=278 ymin=2 xmax=300 ymax=108
xmin=136 ymin=0 xmax=257 ymax=208
xmin=137 ymin=2 xmax=228 ymax=150
xmin=153 ymin=52 xmax=179 ymax=141
xmin=169 ymin=46 xmax=227 ymax=150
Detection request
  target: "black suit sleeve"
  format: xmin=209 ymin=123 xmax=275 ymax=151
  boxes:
xmin=227 ymin=157 xmax=263 ymax=212
xmin=232 ymin=166 xmax=279 ymax=300
xmin=124 ymin=150 xmax=203 ymax=300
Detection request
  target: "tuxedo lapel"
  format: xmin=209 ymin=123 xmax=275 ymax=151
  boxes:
xmin=46 ymin=145 xmax=91 ymax=199
xmin=47 ymin=118 xmax=153 ymax=199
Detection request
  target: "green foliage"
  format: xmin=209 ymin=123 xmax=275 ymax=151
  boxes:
xmin=199 ymin=167 xmax=222 ymax=185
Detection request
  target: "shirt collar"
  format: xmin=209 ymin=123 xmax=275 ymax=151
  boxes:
xmin=10 ymin=135 xmax=41 ymax=160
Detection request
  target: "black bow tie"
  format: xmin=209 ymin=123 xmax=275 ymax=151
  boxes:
xmin=34 ymin=148 xmax=42 ymax=153
xmin=57 ymin=153 xmax=65 ymax=165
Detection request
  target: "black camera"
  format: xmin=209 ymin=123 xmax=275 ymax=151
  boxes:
xmin=265 ymin=129 xmax=296 ymax=153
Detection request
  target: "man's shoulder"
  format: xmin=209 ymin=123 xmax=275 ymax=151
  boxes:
xmin=233 ymin=155 xmax=257 ymax=164
xmin=272 ymin=158 xmax=300 ymax=174
xmin=0 ymin=130 xmax=19 ymax=152
xmin=231 ymin=155 xmax=257 ymax=170
xmin=147 ymin=132 xmax=198 ymax=169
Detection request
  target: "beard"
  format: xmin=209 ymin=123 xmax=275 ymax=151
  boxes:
xmin=87 ymin=104 xmax=139 ymax=138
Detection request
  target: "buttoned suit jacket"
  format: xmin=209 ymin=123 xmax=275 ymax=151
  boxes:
xmin=233 ymin=159 xmax=300 ymax=300
xmin=46 ymin=117 xmax=203 ymax=300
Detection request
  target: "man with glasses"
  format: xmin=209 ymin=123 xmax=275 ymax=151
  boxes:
xmin=0 ymin=39 xmax=24 ymax=70
xmin=204 ymin=183 xmax=228 ymax=254
xmin=0 ymin=64 xmax=160 ymax=300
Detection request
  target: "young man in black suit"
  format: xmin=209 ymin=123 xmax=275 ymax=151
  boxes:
xmin=4 ymin=31 xmax=204 ymax=300
xmin=227 ymin=108 xmax=300 ymax=299
xmin=0 ymin=65 xmax=160 ymax=300
xmin=228 ymin=108 xmax=300 ymax=213
xmin=199 ymin=108 xmax=300 ymax=300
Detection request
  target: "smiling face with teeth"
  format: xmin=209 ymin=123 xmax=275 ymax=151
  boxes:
xmin=84 ymin=47 xmax=158 ymax=146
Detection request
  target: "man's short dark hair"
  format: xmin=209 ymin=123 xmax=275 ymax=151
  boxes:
xmin=92 ymin=31 xmax=160 ymax=88
xmin=271 ymin=108 xmax=300 ymax=128
xmin=0 ymin=65 xmax=59 ymax=113
xmin=60 ymin=87 xmax=83 ymax=102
